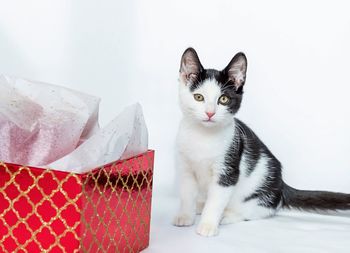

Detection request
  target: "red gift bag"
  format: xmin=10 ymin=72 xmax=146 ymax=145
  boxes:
xmin=0 ymin=150 xmax=154 ymax=253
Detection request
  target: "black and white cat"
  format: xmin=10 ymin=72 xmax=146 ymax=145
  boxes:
xmin=173 ymin=47 xmax=350 ymax=237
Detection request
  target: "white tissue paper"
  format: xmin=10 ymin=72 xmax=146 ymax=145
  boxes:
xmin=0 ymin=75 xmax=148 ymax=174
xmin=48 ymin=103 xmax=148 ymax=173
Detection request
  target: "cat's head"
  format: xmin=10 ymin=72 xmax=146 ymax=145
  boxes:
xmin=178 ymin=47 xmax=247 ymax=128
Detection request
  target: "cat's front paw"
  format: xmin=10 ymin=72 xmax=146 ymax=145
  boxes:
xmin=196 ymin=222 xmax=219 ymax=237
xmin=173 ymin=213 xmax=195 ymax=227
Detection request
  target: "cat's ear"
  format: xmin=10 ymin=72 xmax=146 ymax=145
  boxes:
xmin=224 ymin=52 xmax=247 ymax=91
xmin=179 ymin=47 xmax=204 ymax=84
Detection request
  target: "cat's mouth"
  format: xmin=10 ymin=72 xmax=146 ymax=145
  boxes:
xmin=203 ymin=119 xmax=215 ymax=123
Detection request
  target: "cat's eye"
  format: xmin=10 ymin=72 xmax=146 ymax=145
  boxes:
xmin=218 ymin=95 xmax=230 ymax=105
xmin=193 ymin=94 xmax=204 ymax=102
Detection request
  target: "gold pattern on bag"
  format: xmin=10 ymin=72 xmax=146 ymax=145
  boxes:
xmin=0 ymin=151 xmax=154 ymax=253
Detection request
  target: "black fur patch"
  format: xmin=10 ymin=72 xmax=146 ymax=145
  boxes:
xmin=234 ymin=119 xmax=261 ymax=176
xmin=220 ymin=119 xmax=284 ymax=208
xmin=219 ymin=124 xmax=243 ymax=187
xmin=189 ymin=69 xmax=220 ymax=92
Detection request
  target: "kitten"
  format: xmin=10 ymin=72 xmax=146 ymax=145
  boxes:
xmin=173 ymin=47 xmax=350 ymax=237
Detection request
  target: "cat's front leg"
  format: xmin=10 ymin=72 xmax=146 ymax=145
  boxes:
xmin=173 ymin=160 xmax=198 ymax=227
xmin=196 ymin=183 xmax=233 ymax=236
xmin=196 ymin=190 xmax=207 ymax=214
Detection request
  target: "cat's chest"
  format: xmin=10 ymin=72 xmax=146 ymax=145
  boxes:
xmin=177 ymin=121 xmax=235 ymax=167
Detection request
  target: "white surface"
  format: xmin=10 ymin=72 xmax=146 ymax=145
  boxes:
xmin=145 ymin=194 xmax=350 ymax=253
xmin=0 ymin=0 xmax=350 ymax=252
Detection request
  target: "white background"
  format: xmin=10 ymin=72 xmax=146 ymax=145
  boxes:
xmin=1 ymin=1 xmax=350 ymax=252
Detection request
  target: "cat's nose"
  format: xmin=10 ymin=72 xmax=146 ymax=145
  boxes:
xmin=206 ymin=112 xmax=215 ymax=119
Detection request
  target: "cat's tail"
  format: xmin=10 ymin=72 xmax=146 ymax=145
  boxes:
xmin=281 ymin=181 xmax=350 ymax=211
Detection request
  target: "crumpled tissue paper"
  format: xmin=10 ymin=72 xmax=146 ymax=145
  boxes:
xmin=0 ymin=75 xmax=148 ymax=173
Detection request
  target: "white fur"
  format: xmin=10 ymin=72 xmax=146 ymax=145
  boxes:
xmin=173 ymin=78 xmax=273 ymax=236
